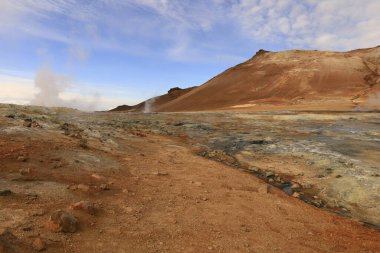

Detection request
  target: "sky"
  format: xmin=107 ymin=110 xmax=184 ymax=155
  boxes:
xmin=1 ymin=0 xmax=380 ymax=111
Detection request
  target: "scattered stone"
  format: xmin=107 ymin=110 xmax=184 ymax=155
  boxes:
xmin=248 ymin=166 xmax=259 ymax=172
xmin=91 ymin=173 xmax=105 ymax=180
xmin=157 ymin=171 xmax=169 ymax=176
xmin=23 ymin=119 xmax=32 ymax=127
xmin=265 ymin=171 xmax=274 ymax=178
xmin=302 ymin=183 xmax=312 ymax=189
xmin=292 ymin=192 xmax=301 ymax=198
xmin=0 ymin=189 xmax=12 ymax=196
xmin=70 ymin=201 xmax=96 ymax=215
xmin=46 ymin=210 xmax=78 ymax=233
xmin=17 ymin=155 xmax=28 ymax=162
xmin=19 ymin=168 xmax=31 ymax=176
xmin=194 ymin=181 xmax=203 ymax=186
xmin=291 ymin=183 xmax=301 ymax=189
xmin=32 ymin=238 xmax=46 ymax=252
xmin=100 ymin=184 xmax=110 ymax=190
xmin=77 ymin=184 xmax=90 ymax=192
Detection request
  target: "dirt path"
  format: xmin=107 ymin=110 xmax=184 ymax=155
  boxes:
xmin=1 ymin=124 xmax=379 ymax=252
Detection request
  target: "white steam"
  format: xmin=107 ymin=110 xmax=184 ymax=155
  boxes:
xmin=30 ymin=67 xmax=100 ymax=111
xmin=31 ymin=67 xmax=70 ymax=107
xmin=143 ymin=97 xmax=157 ymax=113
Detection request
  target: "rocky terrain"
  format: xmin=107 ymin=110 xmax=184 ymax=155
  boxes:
xmin=1 ymin=103 xmax=380 ymax=252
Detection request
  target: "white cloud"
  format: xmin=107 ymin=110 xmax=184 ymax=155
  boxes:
xmin=231 ymin=0 xmax=380 ymax=50
xmin=1 ymin=0 xmax=380 ymax=62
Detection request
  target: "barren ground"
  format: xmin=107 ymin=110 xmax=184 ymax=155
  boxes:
xmin=0 ymin=104 xmax=379 ymax=253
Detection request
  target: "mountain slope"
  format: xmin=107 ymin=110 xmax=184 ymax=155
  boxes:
xmin=158 ymin=46 xmax=380 ymax=111
xmin=110 ymin=87 xmax=196 ymax=112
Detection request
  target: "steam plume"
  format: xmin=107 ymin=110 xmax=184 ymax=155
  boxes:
xmin=144 ymin=97 xmax=157 ymax=113
xmin=30 ymin=67 xmax=69 ymax=107
xmin=30 ymin=67 xmax=100 ymax=111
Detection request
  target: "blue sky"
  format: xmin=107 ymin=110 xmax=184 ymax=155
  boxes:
xmin=1 ymin=0 xmax=380 ymax=110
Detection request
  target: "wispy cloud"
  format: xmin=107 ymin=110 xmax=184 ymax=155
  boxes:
xmin=231 ymin=0 xmax=380 ymax=50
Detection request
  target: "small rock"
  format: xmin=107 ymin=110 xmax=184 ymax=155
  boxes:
xmin=19 ymin=168 xmax=31 ymax=176
xmin=100 ymin=184 xmax=110 ymax=190
xmin=157 ymin=171 xmax=169 ymax=176
xmin=46 ymin=210 xmax=78 ymax=233
xmin=291 ymin=183 xmax=301 ymax=189
xmin=125 ymin=207 xmax=133 ymax=213
xmin=0 ymin=228 xmax=29 ymax=252
xmin=0 ymin=190 xmax=12 ymax=196
xmin=22 ymin=225 xmax=32 ymax=231
xmin=91 ymin=174 xmax=105 ymax=180
xmin=248 ymin=166 xmax=259 ymax=172
xmin=335 ymin=175 xmax=342 ymax=178
xmin=258 ymin=185 xmax=271 ymax=194
xmin=194 ymin=181 xmax=203 ymax=186
xmin=268 ymin=178 xmax=274 ymax=183
xmin=202 ymin=197 xmax=208 ymax=201
xmin=32 ymin=238 xmax=46 ymax=252
xmin=292 ymin=192 xmax=301 ymax=198
xmin=17 ymin=155 xmax=28 ymax=162
xmin=265 ymin=171 xmax=274 ymax=178
xmin=77 ymin=184 xmax=90 ymax=192
xmin=302 ymin=183 xmax=312 ymax=189
xmin=23 ymin=119 xmax=32 ymax=127
xmin=70 ymin=201 xmax=96 ymax=215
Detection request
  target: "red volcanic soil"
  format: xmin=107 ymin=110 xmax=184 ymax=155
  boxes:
xmin=154 ymin=46 xmax=380 ymax=112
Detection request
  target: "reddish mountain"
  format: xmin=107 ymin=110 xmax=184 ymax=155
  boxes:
xmin=158 ymin=46 xmax=380 ymax=111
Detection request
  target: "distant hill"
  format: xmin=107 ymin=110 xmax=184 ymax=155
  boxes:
xmin=109 ymin=86 xmax=197 ymax=112
xmin=109 ymin=105 xmax=134 ymax=112
xmin=112 ymin=46 xmax=380 ymax=112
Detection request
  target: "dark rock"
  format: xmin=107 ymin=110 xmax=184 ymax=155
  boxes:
xmin=46 ymin=210 xmax=78 ymax=233
xmin=0 ymin=190 xmax=12 ymax=196
xmin=5 ymin=114 xmax=15 ymax=119
xmin=0 ymin=228 xmax=29 ymax=252
xmin=23 ymin=119 xmax=32 ymax=127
